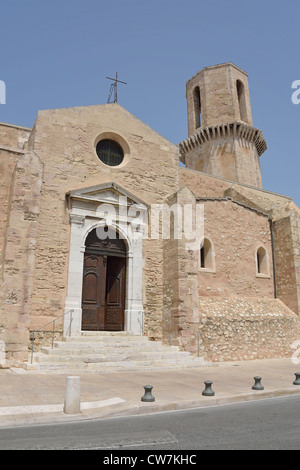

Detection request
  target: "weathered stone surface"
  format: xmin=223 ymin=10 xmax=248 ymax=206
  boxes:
xmin=0 ymin=63 xmax=299 ymax=366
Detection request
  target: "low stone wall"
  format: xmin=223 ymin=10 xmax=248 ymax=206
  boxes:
xmin=197 ymin=297 xmax=300 ymax=362
xmin=28 ymin=330 xmax=64 ymax=353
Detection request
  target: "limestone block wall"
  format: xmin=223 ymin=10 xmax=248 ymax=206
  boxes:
xmin=0 ymin=148 xmax=19 ymax=275
xmin=162 ymin=186 xmax=200 ymax=354
xmin=292 ymin=212 xmax=300 ymax=314
xmin=0 ymin=151 xmax=43 ymax=363
xmin=180 ymin=166 xmax=294 ymax=217
xmin=180 ymin=168 xmax=300 ymax=317
xmin=142 ymin=238 xmax=164 ymax=340
xmin=273 ymin=211 xmax=300 ymax=316
xmin=233 ymin=138 xmax=262 ymax=189
xmin=223 ymin=185 xmax=300 ymax=316
xmin=180 ymin=167 xmax=233 ymax=198
xmin=0 ymin=122 xmax=30 ymax=149
xmin=25 ymin=104 xmax=179 ymax=338
xmin=0 ymin=124 xmax=31 ymax=280
xmin=197 ymin=298 xmax=299 ymax=361
xmin=176 ymin=167 xmax=300 ymax=361
xmin=198 ymin=199 xmax=274 ymax=298
xmin=186 ymin=63 xmax=253 ymax=132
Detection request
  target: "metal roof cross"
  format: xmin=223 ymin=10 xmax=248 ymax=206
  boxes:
xmin=106 ymin=72 xmax=127 ymax=103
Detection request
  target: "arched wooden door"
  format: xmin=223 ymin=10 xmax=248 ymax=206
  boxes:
xmin=81 ymin=228 xmax=126 ymax=331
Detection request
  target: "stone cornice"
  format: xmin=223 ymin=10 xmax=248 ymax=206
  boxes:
xmin=178 ymin=121 xmax=267 ymax=163
xmin=0 ymin=145 xmax=26 ymax=155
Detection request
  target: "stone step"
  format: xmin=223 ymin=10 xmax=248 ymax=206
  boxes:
xmin=80 ymin=331 xmax=131 ymax=336
xmin=24 ymin=333 xmax=205 ymax=372
xmin=63 ymin=333 xmax=148 ymax=343
xmin=42 ymin=345 xmax=181 ymax=355
xmin=33 ymin=348 xmax=190 ymax=362
xmin=33 ymin=350 xmax=191 ymax=363
xmin=24 ymin=356 xmax=205 ymax=372
xmin=52 ymin=340 xmax=166 ymax=350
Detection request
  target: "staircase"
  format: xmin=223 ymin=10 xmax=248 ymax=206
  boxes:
xmin=23 ymin=332 xmax=205 ymax=372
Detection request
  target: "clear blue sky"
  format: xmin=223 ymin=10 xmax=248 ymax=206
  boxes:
xmin=1 ymin=0 xmax=299 ymax=206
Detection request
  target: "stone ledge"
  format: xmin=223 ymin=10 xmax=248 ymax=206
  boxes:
xmin=178 ymin=121 xmax=267 ymax=162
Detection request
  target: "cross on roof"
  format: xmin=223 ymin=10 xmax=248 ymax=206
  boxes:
xmin=106 ymin=73 xmax=127 ymax=103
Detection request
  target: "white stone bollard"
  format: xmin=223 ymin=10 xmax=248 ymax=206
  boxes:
xmin=64 ymin=376 xmax=81 ymax=414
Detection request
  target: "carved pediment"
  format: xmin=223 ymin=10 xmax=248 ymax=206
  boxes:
xmin=67 ymin=182 xmax=149 ymax=209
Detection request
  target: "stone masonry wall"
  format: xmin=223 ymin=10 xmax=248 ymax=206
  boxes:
xmin=198 ymin=298 xmax=299 ymax=361
xmin=162 ymin=186 xmax=200 ymax=354
xmin=180 ymin=167 xmax=300 ymax=316
xmin=198 ymin=199 xmax=274 ymax=298
xmin=0 ymin=124 xmax=31 ymax=280
xmin=177 ymin=167 xmax=300 ymax=361
xmin=26 ymin=104 xmax=179 ymax=339
xmin=273 ymin=212 xmax=300 ymax=316
xmin=0 ymin=151 xmax=43 ymax=363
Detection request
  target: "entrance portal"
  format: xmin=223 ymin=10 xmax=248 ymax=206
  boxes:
xmin=81 ymin=228 xmax=126 ymax=331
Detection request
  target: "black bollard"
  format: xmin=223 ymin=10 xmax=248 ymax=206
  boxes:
xmin=141 ymin=385 xmax=155 ymax=402
xmin=202 ymin=380 xmax=215 ymax=396
xmin=293 ymin=373 xmax=300 ymax=385
xmin=252 ymin=376 xmax=264 ymax=391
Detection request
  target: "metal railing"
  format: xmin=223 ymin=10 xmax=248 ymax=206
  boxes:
xmin=30 ymin=309 xmax=74 ymax=364
xmin=138 ymin=310 xmax=202 ymax=357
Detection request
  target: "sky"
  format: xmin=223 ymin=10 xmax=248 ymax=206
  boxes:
xmin=1 ymin=0 xmax=299 ymax=206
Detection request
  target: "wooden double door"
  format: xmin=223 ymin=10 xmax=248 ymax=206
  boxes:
xmin=81 ymin=229 xmax=126 ymax=331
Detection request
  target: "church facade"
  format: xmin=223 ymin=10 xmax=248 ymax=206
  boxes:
xmin=1 ymin=62 xmax=300 ymax=366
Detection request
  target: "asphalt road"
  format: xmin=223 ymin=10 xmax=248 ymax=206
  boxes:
xmin=0 ymin=394 xmax=300 ymax=451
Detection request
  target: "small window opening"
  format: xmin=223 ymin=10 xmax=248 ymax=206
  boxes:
xmin=200 ymin=238 xmax=214 ymax=270
xmin=200 ymin=245 xmax=205 ymax=268
xmin=256 ymin=246 xmax=269 ymax=275
xmin=193 ymin=86 xmax=201 ymax=129
xmin=236 ymin=80 xmax=248 ymax=123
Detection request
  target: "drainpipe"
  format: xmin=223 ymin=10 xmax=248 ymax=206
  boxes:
xmin=269 ymin=218 xmax=277 ymax=299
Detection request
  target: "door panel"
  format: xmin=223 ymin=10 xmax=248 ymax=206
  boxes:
xmin=81 ymin=253 xmax=125 ymax=331
xmin=82 ymin=273 xmax=98 ymax=303
xmin=105 ymin=257 xmax=126 ymax=330
xmin=81 ymin=254 xmax=106 ymax=330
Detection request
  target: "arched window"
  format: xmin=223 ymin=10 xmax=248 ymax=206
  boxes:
xmin=236 ymin=80 xmax=248 ymax=123
xmin=200 ymin=238 xmax=215 ymax=271
xmin=256 ymin=246 xmax=269 ymax=276
xmin=193 ymin=86 xmax=201 ymax=129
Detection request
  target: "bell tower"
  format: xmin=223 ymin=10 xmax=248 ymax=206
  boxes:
xmin=179 ymin=63 xmax=267 ymax=189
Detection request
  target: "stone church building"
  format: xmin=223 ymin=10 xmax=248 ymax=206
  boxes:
xmin=1 ymin=62 xmax=300 ymax=367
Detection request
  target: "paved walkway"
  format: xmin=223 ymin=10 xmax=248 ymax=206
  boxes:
xmin=0 ymin=358 xmax=300 ymax=427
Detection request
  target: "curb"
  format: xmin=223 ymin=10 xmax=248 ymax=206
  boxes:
xmin=1 ymin=387 xmax=300 ymax=428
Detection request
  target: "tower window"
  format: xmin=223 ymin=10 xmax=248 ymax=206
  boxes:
xmin=193 ymin=86 xmax=201 ymax=129
xmin=200 ymin=238 xmax=215 ymax=271
xmin=256 ymin=246 xmax=269 ymax=276
xmin=236 ymin=80 xmax=248 ymax=123
xmin=96 ymin=139 xmax=124 ymax=167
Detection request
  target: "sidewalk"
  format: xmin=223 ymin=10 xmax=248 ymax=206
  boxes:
xmin=0 ymin=357 xmax=300 ymax=428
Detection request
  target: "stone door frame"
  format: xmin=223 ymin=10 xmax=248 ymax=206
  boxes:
xmin=63 ymin=182 xmax=148 ymax=337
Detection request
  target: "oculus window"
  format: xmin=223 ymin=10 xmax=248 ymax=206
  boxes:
xmin=96 ymin=139 xmax=124 ymax=167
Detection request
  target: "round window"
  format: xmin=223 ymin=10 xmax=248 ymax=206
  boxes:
xmin=96 ymin=139 xmax=124 ymax=167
